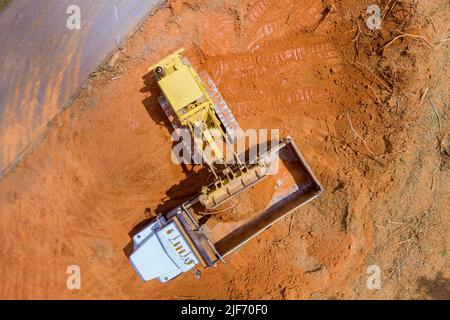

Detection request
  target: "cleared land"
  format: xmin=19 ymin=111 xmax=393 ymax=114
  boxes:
xmin=0 ymin=0 xmax=448 ymax=299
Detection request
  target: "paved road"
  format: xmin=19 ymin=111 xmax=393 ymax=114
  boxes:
xmin=0 ymin=0 xmax=162 ymax=176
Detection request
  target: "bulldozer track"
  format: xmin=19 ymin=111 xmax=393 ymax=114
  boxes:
xmin=200 ymin=32 xmax=340 ymax=112
xmin=207 ymin=37 xmax=339 ymax=85
xmin=246 ymin=0 xmax=272 ymax=24
xmin=242 ymin=0 xmax=323 ymax=51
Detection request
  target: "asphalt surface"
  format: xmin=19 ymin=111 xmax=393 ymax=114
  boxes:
xmin=0 ymin=0 xmax=162 ymax=176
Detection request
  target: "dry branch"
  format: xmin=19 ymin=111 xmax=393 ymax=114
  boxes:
xmin=428 ymin=97 xmax=442 ymax=137
xmin=382 ymin=33 xmax=434 ymax=50
xmin=355 ymin=62 xmax=392 ymax=92
xmin=346 ymin=111 xmax=375 ymax=156
xmin=314 ymin=4 xmax=336 ymax=32
xmin=417 ymin=87 xmax=429 ymax=109
xmin=368 ymin=84 xmax=383 ymax=105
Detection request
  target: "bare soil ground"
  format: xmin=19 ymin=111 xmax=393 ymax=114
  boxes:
xmin=0 ymin=0 xmax=448 ymax=299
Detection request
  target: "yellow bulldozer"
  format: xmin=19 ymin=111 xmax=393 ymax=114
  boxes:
xmin=129 ymin=49 xmax=323 ymax=283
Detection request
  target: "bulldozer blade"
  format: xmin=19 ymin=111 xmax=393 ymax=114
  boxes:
xmin=199 ymin=141 xmax=286 ymax=209
xmin=200 ymin=164 xmax=271 ymax=209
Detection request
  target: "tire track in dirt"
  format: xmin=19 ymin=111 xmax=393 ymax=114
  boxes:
xmin=241 ymin=0 xmax=324 ymax=51
xmin=198 ymin=12 xmax=240 ymax=55
xmin=201 ymin=32 xmax=341 ymax=126
xmin=206 ymin=33 xmax=339 ymax=83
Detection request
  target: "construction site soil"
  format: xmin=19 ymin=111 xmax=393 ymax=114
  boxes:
xmin=0 ymin=0 xmax=448 ymax=299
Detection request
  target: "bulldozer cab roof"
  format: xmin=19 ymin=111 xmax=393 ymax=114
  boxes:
xmin=158 ymin=65 xmax=204 ymax=112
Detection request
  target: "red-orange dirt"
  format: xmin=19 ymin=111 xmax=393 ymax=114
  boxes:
xmin=0 ymin=0 xmax=448 ymax=299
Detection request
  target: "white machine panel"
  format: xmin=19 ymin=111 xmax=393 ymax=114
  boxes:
xmin=129 ymin=220 xmax=199 ymax=283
